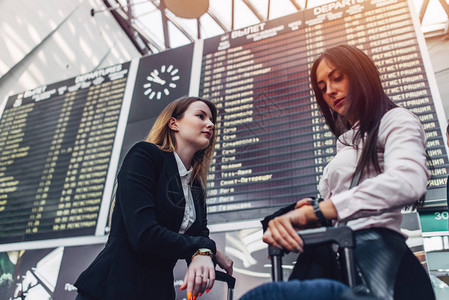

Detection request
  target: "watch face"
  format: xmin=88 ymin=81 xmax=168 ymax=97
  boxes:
xmin=143 ymin=64 xmax=180 ymax=100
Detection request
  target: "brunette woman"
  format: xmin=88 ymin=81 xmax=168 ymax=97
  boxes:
xmin=261 ymin=45 xmax=434 ymax=300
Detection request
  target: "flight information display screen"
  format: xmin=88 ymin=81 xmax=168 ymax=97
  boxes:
xmin=0 ymin=63 xmax=130 ymax=243
xmin=199 ymin=0 xmax=448 ymax=222
xmin=0 ymin=0 xmax=447 ymax=243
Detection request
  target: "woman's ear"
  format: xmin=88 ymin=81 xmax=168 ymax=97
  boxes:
xmin=168 ymin=117 xmax=178 ymax=131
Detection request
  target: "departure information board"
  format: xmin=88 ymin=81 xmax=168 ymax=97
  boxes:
xmin=0 ymin=0 xmax=447 ymax=245
xmin=200 ymin=0 xmax=449 ymax=222
xmin=0 ymin=63 xmax=130 ymax=243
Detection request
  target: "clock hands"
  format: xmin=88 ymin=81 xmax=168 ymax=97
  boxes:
xmin=143 ymin=65 xmax=180 ymax=100
xmin=147 ymin=72 xmax=166 ymax=86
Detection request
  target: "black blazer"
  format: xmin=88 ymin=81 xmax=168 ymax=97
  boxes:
xmin=75 ymin=142 xmax=216 ymax=300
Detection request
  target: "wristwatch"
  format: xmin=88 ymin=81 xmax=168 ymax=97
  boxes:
xmin=192 ymin=248 xmax=213 ymax=259
xmin=312 ymin=198 xmax=331 ymax=226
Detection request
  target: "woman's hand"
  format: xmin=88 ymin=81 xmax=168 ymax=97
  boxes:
xmin=263 ymin=208 xmax=309 ymax=252
xmin=295 ymin=198 xmax=314 ymax=209
xmin=216 ymin=250 xmax=233 ymax=275
xmin=263 ymin=197 xmax=312 ymax=251
xmin=181 ymin=255 xmax=215 ymax=300
xmin=263 ymin=199 xmax=338 ymax=252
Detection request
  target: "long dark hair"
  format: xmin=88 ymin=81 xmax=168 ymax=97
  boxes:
xmin=310 ymin=44 xmax=397 ymax=176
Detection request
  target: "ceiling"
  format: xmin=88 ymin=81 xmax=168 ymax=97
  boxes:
xmin=95 ymin=0 xmax=449 ymax=55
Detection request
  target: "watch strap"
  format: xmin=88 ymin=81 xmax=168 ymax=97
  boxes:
xmin=312 ymin=198 xmax=331 ymax=226
xmin=192 ymin=248 xmax=213 ymax=260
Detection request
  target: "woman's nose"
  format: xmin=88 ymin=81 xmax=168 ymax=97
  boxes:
xmin=206 ymin=120 xmax=214 ymax=129
xmin=327 ymin=83 xmax=337 ymax=96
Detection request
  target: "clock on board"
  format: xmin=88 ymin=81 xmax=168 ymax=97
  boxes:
xmin=143 ymin=65 xmax=180 ymax=100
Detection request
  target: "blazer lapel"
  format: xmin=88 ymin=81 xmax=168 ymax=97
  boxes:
xmin=189 ymin=181 xmax=206 ymax=232
xmin=165 ymin=152 xmax=186 ymax=230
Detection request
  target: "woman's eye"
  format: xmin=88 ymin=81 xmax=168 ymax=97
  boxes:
xmin=320 ymin=86 xmax=326 ymax=93
xmin=197 ymin=114 xmax=204 ymax=119
xmin=334 ymin=74 xmax=344 ymax=82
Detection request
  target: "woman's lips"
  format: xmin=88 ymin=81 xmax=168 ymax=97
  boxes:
xmin=203 ymin=132 xmax=211 ymax=139
xmin=334 ymin=97 xmax=345 ymax=106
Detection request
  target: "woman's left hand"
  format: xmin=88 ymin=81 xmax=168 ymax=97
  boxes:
xmin=263 ymin=207 xmax=309 ymax=252
xmin=263 ymin=199 xmax=338 ymax=252
xmin=181 ymin=255 xmax=215 ymax=300
xmin=294 ymin=198 xmax=314 ymax=209
xmin=216 ymin=250 xmax=234 ymax=275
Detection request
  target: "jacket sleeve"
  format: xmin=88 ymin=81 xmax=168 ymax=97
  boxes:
xmin=331 ymin=108 xmax=429 ymax=221
xmin=117 ymin=142 xmax=216 ymax=260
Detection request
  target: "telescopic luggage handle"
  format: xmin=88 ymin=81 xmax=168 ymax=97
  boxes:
xmin=269 ymin=226 xmax=357 ymax=287
xmin=299 ymin=226 xmax=354 ymax=247
xmin=216 ymin=270 xmax=236 ymax=300
xmin=216 ymin=270 xmax=236 ymax=289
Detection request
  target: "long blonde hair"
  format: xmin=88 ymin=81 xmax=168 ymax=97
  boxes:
xmin=146 ymin=96 xmax=217 ymax=187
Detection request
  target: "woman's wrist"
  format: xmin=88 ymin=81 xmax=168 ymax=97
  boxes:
xmin=192 ymin=248 xmax=213 ymax=260
xmin=318 ymin=199 xmax=338 ymax=221
xmin=312 ymin=198 xmax=331 ymax=226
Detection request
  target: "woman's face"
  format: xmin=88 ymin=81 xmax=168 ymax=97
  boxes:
xmin=316 ymin=58 xmax=350 ymax=119
xmin=171 ymin=101 xmax=215 ymax=152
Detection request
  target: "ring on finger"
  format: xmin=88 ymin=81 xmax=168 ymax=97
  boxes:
xmin=197 ymin=274 xmax=204 ymax=277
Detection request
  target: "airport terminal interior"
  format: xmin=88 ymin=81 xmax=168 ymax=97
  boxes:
xmin=1 ymin=0 xmax=449 ymax=299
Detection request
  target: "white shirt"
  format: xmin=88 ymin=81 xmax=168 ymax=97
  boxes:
xmin=319 ymin=107 xmax=429 ymax=235
xmin=174 ymin=151 xmax=196 ymax=234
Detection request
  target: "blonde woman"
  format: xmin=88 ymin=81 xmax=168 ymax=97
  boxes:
xmin=75 ymin=97 xmax=233 ymax=300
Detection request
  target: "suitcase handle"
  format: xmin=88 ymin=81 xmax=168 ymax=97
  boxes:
xmin=215 ymin=270 xmax=236 ymax=289
xmin=269 ymin=226 xmax=357 ymax=287
xmin=299 ymin=226 xmax=354 ymax=248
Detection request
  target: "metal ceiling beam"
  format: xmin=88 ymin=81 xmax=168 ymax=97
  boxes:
xmin=206 ymin=10 xmax=230 ymax=32
xmin=148 ymin=0 xmax=195 ymax=48
xmin=132 ymin=21 xmax=165 ymax=52
xmin=232 ymin=0 xmax=235 ymax=30
xmin=159 ymin=0 xmax=170 ymax=48
xmin=242 ymin=0 xmax=265 ymax=21
xmin=197 ymin=18 xmax=201 ymax=39
xmin=102 ymin=0 xmax=152 ymax=55
xmin=439 ymin=0 xmax=449 ymax=20
xmin=289 ymin=0 xmax=302 ymax=11
xmin=164 ymin=11 xmax=196 ymax=42
xmin=267 ymin=0 xmax=270 ymax=20
xmin=119 ymin=1 xmax=162 ymax=52
xmin=126 ymin=0 xmax=133 ymax=20
xmin=419 ymin=0 xmax=430 ymax=23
